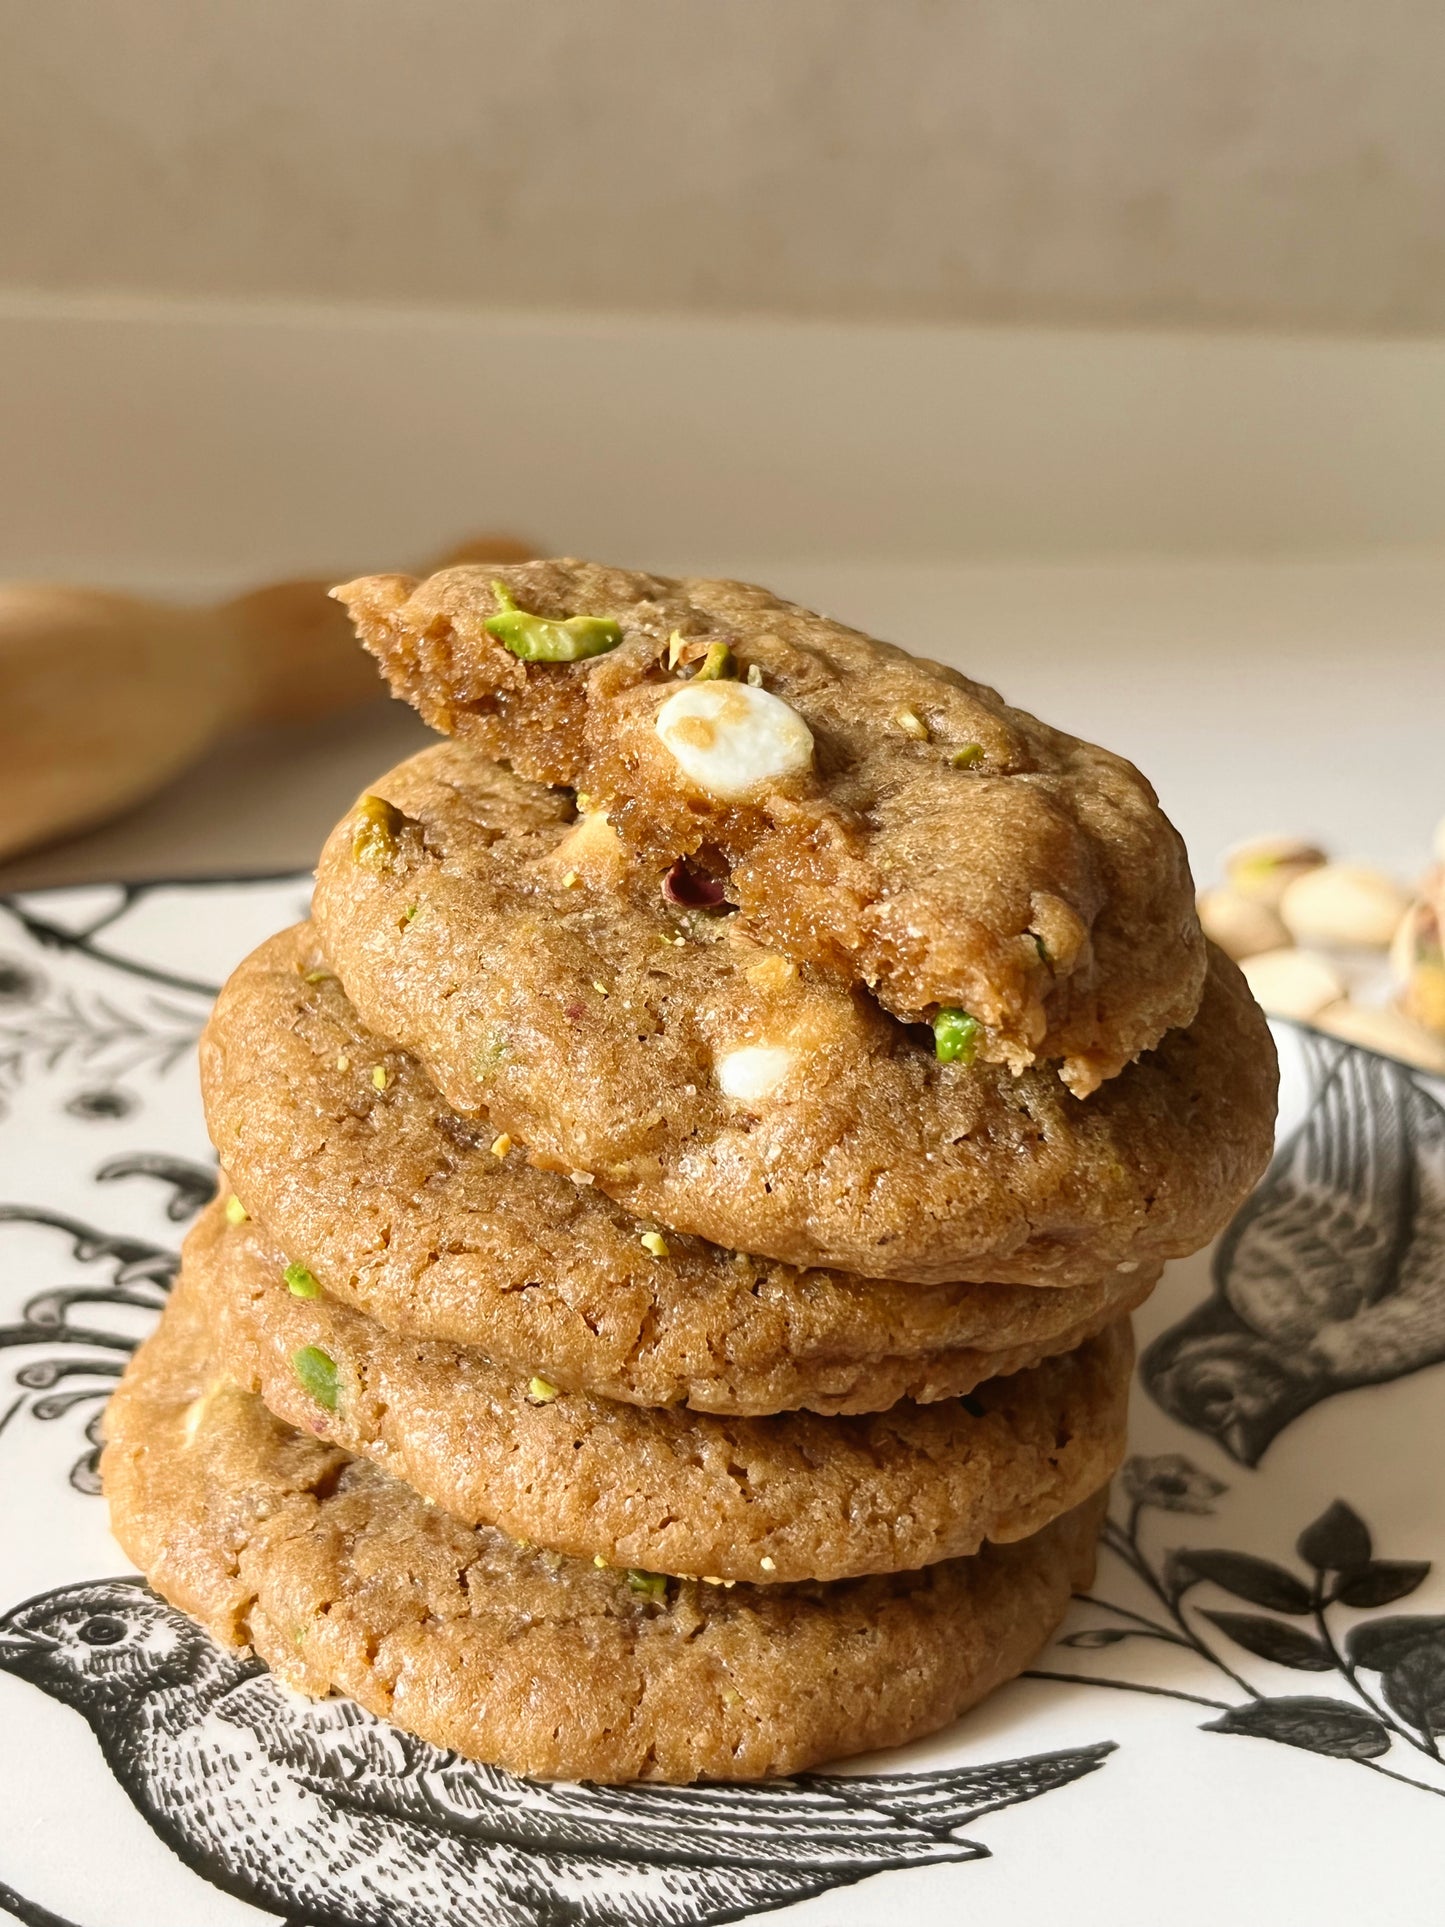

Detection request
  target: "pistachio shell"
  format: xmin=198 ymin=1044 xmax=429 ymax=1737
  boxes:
xmin=1196 ymin=887 xmax=1289 ymax=962
xmin=1278 ymin=863 xmax=1413 ymax=950
xmin=1225 ymin=835 xmax=1326 ymax=908
xmin=1239 ymin=947 xmax=1346 ymax=1021
xmin=1312 ymin=1000 xmax=1445 ymax=1076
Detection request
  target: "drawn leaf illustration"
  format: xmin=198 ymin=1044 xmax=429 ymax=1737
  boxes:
xmin=1345 ymin=1614 xmax=1445 ymax=1674
xmin=1059 ymin=1628 xmax=1133 ymax=1650
xmin=1199 ymin=1612 xmax=1332 ymax=1670
xmin=1172 ymin=1549 xmax=1313 ymax=1614
xmin=1298 ymin=1501 xmax=1373 ymax=1574
xmin=1203 ymin=1697 xmax=1391 ymax=1760
xmin=1334 ymin=1560 xmax=1432 ymax=1609
xmin=1380 ymin=1645 xmax=1445 ymax=1738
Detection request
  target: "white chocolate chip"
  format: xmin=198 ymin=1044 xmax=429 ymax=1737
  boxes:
xmin=715 ymin=1044 xmax=799 ymax=1103
xmin=655 ymin=681 xmax=813 ymax=799
xmin=1279 ymin=863 xmax=1412 ymax=949
xmin=1239 ymin=946 xmax=1346 ymax=1020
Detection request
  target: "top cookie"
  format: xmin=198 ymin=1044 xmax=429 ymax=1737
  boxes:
xmin=335 ymin=559 xmax=1205 ymax=1093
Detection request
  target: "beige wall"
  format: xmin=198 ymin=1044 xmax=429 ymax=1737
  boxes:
xmin=4 ymin=1 xmax=1445 ymax=335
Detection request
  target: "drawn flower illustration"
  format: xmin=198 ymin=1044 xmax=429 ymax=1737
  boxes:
xmin=1120 ymin=1453 xmax=1228 ymax=1515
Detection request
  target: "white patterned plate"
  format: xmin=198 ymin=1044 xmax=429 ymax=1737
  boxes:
xmin=0 ymin=878 xmax=1441 ymax=1927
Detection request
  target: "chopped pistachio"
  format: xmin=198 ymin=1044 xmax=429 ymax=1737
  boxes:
xmin=720 ymin=1681 xmax=743 ymax=1706
xmin=693 ymin=641 xmax=735 ymax=682
xmin=303 ymin=968 xmax=332 ymax=984
xmin=293 ymin=1345 xmax=339 ymax=1410
xmin=485 ymin=582 xmax=623 ymax=663
xmin=575 ymin=791 xmax=593 ymax=813
xmin=933 ymin=1007 xmax=981 ymax=1066
xmin=474 ymin=1032 xmax=508 ymax=1083
xmin=950 ymin=744 xmax=984 ymax=769
xmin=284 ymin=1262 xmax=321 ymax=1299
xmin=640 ymin=1230 xmax=670 ymax=1259
xmin=593 ymin=1553 xmax=609 ymax=1569
xmin=746 ymin=663 xmax=764 ymax=687
xmin=592 ymin=980 xmax=609 ymax=997
xmin=371 ymin=1064 xmax=389 ymax=1091
xmin=527 ymin=1375 xmax=560 ymax=1404
xmin=895 ymin=707 xmax=930 ymax=741
xmin=490 ymin=1132 xmax=513 ymax=1159
xmin=666 ymin=629 xmax=687 ymax=670
xmin=626 ymin=1569 xmax=669 ymax=1601
xmin=352 ymin=794 xmax=407 ymax=871
xmin=402 ymin=902 xmax=420 ymax=924
xmin=335 ymin=1054 xmax=351 ymax=1073
xmin=223 ymin=1193 xmax=249 ymax=1226
xmin=561 ymin=869 xmax=580 ymax=890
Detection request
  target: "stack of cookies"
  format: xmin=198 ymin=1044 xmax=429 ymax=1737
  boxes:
xmin=104 ymin=561 xmax=1278 ymax=1784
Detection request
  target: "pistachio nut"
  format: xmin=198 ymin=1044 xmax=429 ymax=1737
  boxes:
xmin=1225 ymin=835 xmax=1326 ymax=908
xmin=1312 ymin=1000 xmax=1445 ymax=1076
xmin=1278 ymin=863 xmax=1412 ymax=950
xmin=1196 ymin=887 xmax=1289 ymax=962
xmin=1239 ymin=947 xmax=1346 ymax=1021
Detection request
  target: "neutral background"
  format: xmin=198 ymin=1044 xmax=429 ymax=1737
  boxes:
xmin=2 ymin=5 xmax=1442 ymax=895
xmin=5 ymin=0 xmax=1445 ymax=336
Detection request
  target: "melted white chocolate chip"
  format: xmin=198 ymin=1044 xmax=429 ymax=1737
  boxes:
xmin=655 ymin=681 xmax=813 ymax=799
xmin=715 ymin=1044 xmax=799 ymax=1103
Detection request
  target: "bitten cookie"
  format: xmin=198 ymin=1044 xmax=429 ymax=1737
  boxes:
xmin=189 ymin=1199 xmax=1130 ymax=1585
xmin=311 ymin=743 xmax=1278 ymax=1285
xmin=335 ymin=559 xmax=1205 ymax=1092
xmin=102 ymin=1282 xmax=1105 ymax=1784
xmin=203 ymin=925 xmax=1157 ymax=1412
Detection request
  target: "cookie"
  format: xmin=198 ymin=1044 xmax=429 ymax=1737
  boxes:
xmin=102 ymin=1282 xmax=1105 ymax=1783
xmin=335 ymin=559 xmax=1205 ymax=1093
xmin=311 ymin=743 xmax=1278 ymax=1285
xmin=203 ymin=925 xmax=1157 ymax=1413
xmin=189 ymin=1199 xmax=1129 ymax=1586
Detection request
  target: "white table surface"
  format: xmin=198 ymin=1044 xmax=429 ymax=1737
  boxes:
xmin=3 ymin=553 xmax=1440 ymax=898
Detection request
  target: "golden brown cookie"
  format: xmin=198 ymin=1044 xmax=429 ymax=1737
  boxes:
xmin=189 ymin=1199 xmax=1130 ymax=1585
xmin=335 ymin=559 xmax=1205 ymax=1092
xmin=203 ymin=925 xmax=1157 ymax=1412
xmin=101 ymin=1282 xmax=1105 ymax=1783
xmin=311 ymin=743 xmax=1278 ymax=1286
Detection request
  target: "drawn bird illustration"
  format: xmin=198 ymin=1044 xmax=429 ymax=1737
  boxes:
xmin=0 ymin=1578 xmax=1112 ymax=1927
xmin=1143 ymin=1033 xmax=1445 ymax=1465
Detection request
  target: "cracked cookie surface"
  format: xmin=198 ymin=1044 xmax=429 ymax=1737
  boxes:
xmin=336 ymin=558 xmax=1205 ymax=1092
xmin=189 ymin=1198 xmax=1130 ymax=1585
xmin=204 ymin=924 xmax=1156 ymax=1411
xmin=102 ymin=1282 xmax=1104 ymax=1783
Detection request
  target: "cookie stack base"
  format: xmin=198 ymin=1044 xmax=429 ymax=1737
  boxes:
xmin=103 ymin=1282 xmax=1103 ymax=1784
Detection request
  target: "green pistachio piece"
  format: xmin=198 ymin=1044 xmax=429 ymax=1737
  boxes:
xmin=692 ymin=641 xmax=735 ymax=681
xmin=485 ymin=582 xmax=622 ymax=663
xmin=933 ymin=1007 xmax=980 ymax=1066
xmin=284 ymin=1262 xmax=321 ymax=1299
xmin=352 ymin=794 xmax=407 ymax=871
xmin=950 ymin=744 xmax=984 ymax=769
xmin=293 ymin=1345 xmax=339 ymax=1409
xmin=626 ymin=1569 xmax=669 ymax=1602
